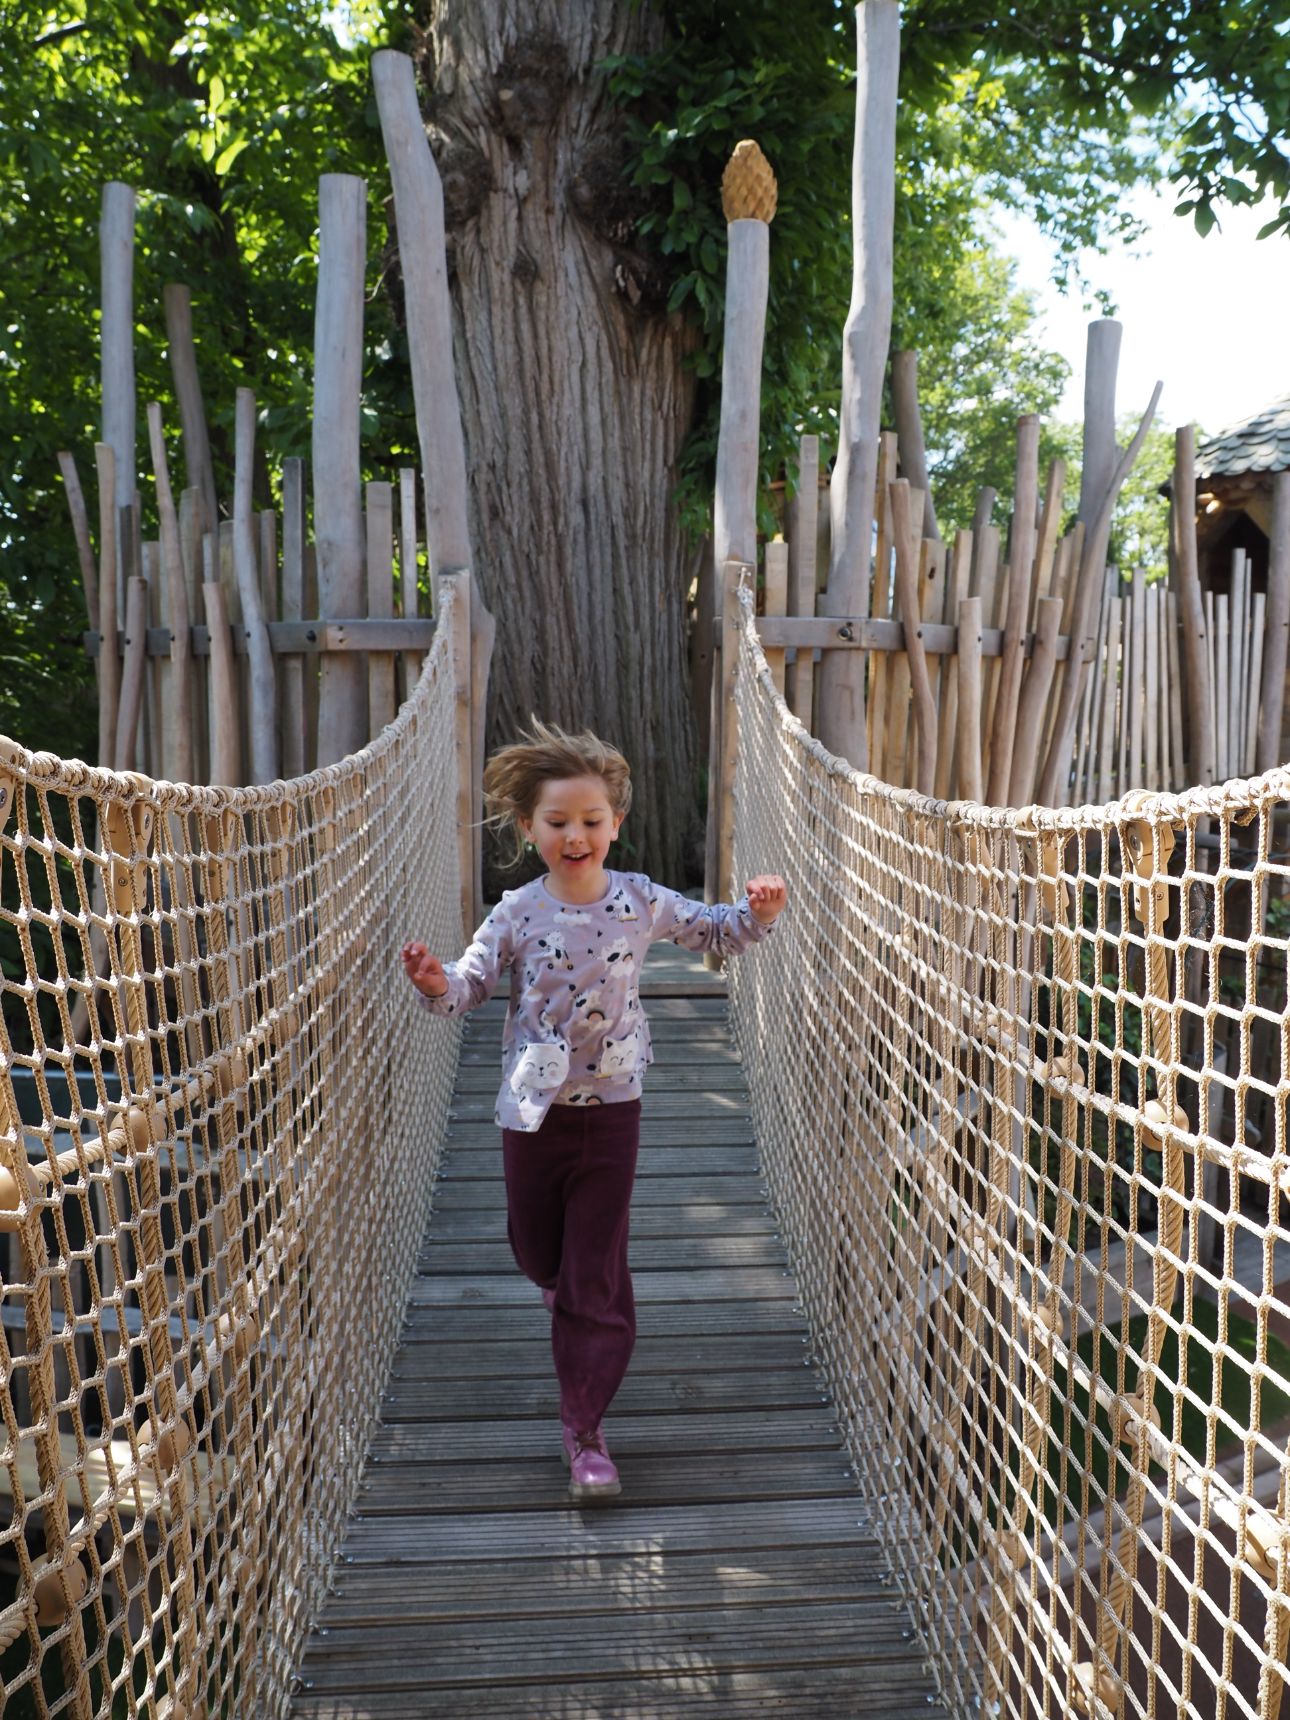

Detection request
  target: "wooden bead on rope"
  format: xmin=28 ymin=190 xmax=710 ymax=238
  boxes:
xmin=1141 ymin=1096 xmax=1187 ymax=1150
xmin=0 ymin=1158 xmax=36 ymax=1233
xmin=1072 ymin=1660 xmax=1123 ymax=1716
xmin=212 ymin=1047 xmax=249 ymax=1101
xmin=721 ymin=140 xmax=778 ymax=224
xmin=1029 ymin=1299 xmax=1063 ymax=1356
xmin=216 ymin=1307 xmax=261 ymax=1365
xmin=1120 ymin=795 xmax=1176 ymax=926
xmin=32 ymin=1559 xmax=88 ymax=1628
xmin=1112 ymin=1385 xmax=1162 ymax=1448
xmin=137 ymin=1413 xmax=193 ymax=1476
xmin=1036 ymin=1049 xmax=1086 ymax=1089
xmin=1243 ymin=1511 xmax=1286 ymax=1582
xmin=102 ymin=796 xmax=155 ymax=916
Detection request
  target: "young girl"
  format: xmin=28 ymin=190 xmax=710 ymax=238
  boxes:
xmin=401 ymin=720 xmax=786 ymax=1501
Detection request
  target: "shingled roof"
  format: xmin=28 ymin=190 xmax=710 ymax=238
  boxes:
xmin=1195 ymin=394 xmax=1290 ymax=481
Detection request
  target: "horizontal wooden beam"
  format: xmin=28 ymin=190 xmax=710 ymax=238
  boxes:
xmin=84 ymin=617 xmax=440 ymax=659
xmin=755 ymin=614 xmax=1075 ymax=661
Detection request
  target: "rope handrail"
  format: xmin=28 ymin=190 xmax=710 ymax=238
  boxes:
xmin=727 ymin=581 xmax=1290 ymax=1720
xmin=0 ymin=586 xmax=462 ymax=1718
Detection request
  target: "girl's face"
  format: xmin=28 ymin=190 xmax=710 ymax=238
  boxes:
xmin=520 ymin=775 xmax=625 ymax=888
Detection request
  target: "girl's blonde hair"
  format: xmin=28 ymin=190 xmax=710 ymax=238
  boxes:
xmin=483 ymin=719 xmax=632 ymax=868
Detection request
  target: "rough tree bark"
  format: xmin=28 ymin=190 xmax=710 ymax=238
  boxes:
xmin=408 ymin=1 xmax=704 ymax=887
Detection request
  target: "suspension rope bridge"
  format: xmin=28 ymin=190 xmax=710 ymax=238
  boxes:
xmin=2 ymin=581 xmax=1290 ymax=1717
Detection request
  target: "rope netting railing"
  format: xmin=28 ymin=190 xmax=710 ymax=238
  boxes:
xmin=729 ymin=583 xmax=1290 ymax=1720
xmin=0 ymin=591 xmax=461 ymax=1717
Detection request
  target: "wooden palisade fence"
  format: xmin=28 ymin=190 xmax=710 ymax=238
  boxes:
xmin=57 ymin=51 xmax=492 ymax=941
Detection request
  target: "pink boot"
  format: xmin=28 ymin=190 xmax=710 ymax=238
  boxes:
xmin=562 ymin=1425 xmax=620 ymax=1501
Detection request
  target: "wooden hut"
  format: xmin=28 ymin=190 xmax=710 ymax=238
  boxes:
xmin=1190 ymin=392 xmax=1290 ymax=592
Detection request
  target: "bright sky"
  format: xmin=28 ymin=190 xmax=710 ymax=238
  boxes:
xmin=994 ymin=187 xmax=1290 ymax=441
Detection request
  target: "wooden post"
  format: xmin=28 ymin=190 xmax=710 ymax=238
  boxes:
xmin=763 ymin=537 xmax=789 ymax=696
xmin=1097 ymin=597 xmax=1122 ymax=802
xmin=890 ymin=350 xmax=939 ymax=540
xmin=987 ymin=414 xmax=1040 ymax=803
xmin=956 ymin=596 xmax=984 ymax=803
xmin=437 ymin=567 xmax=476 ymax=937
xmin=94 ymin=444 xmax=120 ymax=767
xmin=280 ymin=458 xmax=307 ymax=779
xmin=203 ymin=537 xmax=241 ymax=785
xmin=113 ymin=575 xmax=148 ymax=772
xmin=1079 ymin=319 xmax=1121 ymax=524
xmin=313 ymin=173 xmax=368 ymax=766
xmin=366 ymin=481 xmax=397 ymax=736
xmin=373 ymin=50 xmax=494 ymax=907
xmin=163 ymin=284 xmax=219 ymax=537
xmin=935 ymin=527 xmax=972 ymax=800
xmin=786 ymin=434 xmax=819 ymax=727
xmin=56 ymin=450 xmax=99 ymax=645
xmin=818 ymin=0 xmax=900 ymax=771
xmin=712 ymin=211 xmax=771 ymax=590
xmin=1008 ymin=596 xmax=1062 ymax=807
xmin=1248 ymin=591 xmax=1266 ymax=775
xmin=1128 ymin=568 xmax=1146 ymax=791
xmin=1032 ymin=457 xmax=1066 ymax=620
xmin=146 ymin=403 xmax=194 ymax=782
xmin=889 ymin=481 xmax=937 ymax=796
xmin=1172 ymin=426 xmax=1216 ymax=787
xmin=398 ymin=465 xmax=422 ymax=695
xmin=1257 ymin=469 xmax=1290 ymax=773
xmin=100 ymin=183 xmax=136 ymax=600
xmin=883 ymin=485 xmax=925 ymax=787
xmin=233 ymin=388 xmax=279 ymax=783
xmin=1036 ymin=383 xmax=1162 ymax=805
xmin=866 ymin=431 xmax=899 ymax=776
xmin=713 ymin=559 xmax=744 ymax=906
xmin=259 ymin=509 xmax=279 ymax=623
xmin=1166 ymin=591 xmax=1184 ymax=790
xmin=1216 ymin=591 xmax=1231 ymax=782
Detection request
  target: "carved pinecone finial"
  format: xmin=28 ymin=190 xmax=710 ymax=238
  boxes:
xmin=721 ymin=140 xmax=777 ymax=223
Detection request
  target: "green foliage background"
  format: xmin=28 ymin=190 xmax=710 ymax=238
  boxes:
xmin=2 ymin=0 xmax=1285 ymax=764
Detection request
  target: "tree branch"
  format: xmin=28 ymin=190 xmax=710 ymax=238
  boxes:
xmin=33 ymin=21 xmax=90 ymax=49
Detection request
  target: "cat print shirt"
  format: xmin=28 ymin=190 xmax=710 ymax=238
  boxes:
xmin=416 ymin=871 xmax=775 ymax=1132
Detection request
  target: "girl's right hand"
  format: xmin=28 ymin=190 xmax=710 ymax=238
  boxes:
xmin=401 ymin=941 xmax=449 ymax=999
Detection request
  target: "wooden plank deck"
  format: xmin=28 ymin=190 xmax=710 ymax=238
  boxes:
xmin=290 ymin=941 xmax=946 ymax=1719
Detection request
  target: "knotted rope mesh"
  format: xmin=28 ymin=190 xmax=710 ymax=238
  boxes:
xmin=0 ymin=594 xmax=461 ymax=1717
xmin=729 ymin=586 xmax=1290 ymax=1720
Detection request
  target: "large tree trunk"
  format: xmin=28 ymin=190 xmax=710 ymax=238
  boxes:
xmin=410 ymin=1 xmax=704 ymax=890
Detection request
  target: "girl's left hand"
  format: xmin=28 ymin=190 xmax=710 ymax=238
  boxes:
xmin=746 ymin=874 xmax=788 ymax=924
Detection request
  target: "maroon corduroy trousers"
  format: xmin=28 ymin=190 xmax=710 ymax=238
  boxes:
xmin=501 ymin=1099 xmax=641 ymax=1434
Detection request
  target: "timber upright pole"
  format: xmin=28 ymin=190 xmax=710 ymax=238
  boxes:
xmin=233 ymin=387 xmax=280 ymax=782
xmin=1172 ymin=426 xmax=1216 ymax=788
xmin=163 ymin=284 xmax=220 ymax=539
xmin=704 ymin=140 xmax=775 ymax=907
xmin=438 ymin=568 xmax=475 ymax=940
xmin=313 ymin=174 xmax=368 ymax=767
xmin=1079 ymin=320 xmax=1122 ymax=526
xmin=373 ymin=50 xmax=492 ymax=924
xmin=817 ymin=0 xmax=900 ymax=773
xmin=1257 ymin=469 xmax=1290 ymax=774
xmin=100 ymin=183 xmax=136 ymax=612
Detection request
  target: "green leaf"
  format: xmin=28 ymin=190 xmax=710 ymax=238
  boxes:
xmin=215 ymin=137 xmax=249 ymax=175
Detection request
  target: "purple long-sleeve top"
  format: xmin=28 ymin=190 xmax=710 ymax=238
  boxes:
xmin=416 ymin=870 xmax=775 ymax=1131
